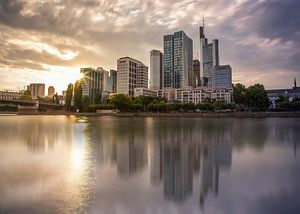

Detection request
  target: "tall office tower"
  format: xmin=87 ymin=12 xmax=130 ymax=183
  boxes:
xmin=110 ymin=70 xmax=117 ymax=93
xmin=193 ymin=59 xmax=201 ymax=87
xmin=199 ymin=24 xmax=219 ymax=88
xmin=48 ymin=86 xmax=55 ymax=97
xmin=117 ymin=57 xmax=148 ymax=97
xmin=150 ymin=50 xmax=163 ymax=90
xmin=212 ymin=65 xmax=232 ymax=89
xmin=29 ymin=83 xmax=45 ymax=98
xmin=80 ymin=67 xmax=107 ymax=104
xmin=163 ymin=31 xmax=193 ymax=88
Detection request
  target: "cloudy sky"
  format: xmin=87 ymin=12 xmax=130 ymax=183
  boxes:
xmin=0 ymin=0 xmax=299 ymax=93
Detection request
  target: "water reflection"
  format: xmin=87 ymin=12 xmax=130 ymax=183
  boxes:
xmin=0 ymin=116 xmax=299 ymax=214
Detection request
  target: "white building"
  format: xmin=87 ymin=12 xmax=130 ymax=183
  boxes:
xmin=211 ymin=88 xmax=232 ymax=103
xmin=0 ymin=90 xmax=24 ymax=100
xmin=134 ymin=88 xmax=157 ymax=98
xmin=157 ymin=88 xmax=176 ymax=102
xmin=117 ymin=57 xmax=148 ymax=97
xmin=175 ymin=87 xmax=232 ymax=104
xmin=150 ymin=50 xmax=163 ymax=90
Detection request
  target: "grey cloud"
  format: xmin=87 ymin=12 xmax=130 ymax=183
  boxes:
xmin=0 ymin=0 xmax=299 ymax=89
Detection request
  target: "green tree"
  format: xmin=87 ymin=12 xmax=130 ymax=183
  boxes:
xmin=245 ymin=84 xmax=269 ymax=111
xmin=111 ymin=94 xmax=132 ymax=112
xmin=65 ymin=83 xmax=73 ymax=111
xmin=73 ymin=80 xmax=83 ymax=111
xmin=233 ymin=83 xmax=247 ymax=110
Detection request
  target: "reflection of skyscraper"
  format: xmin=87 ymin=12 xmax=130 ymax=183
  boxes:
xmin=199 ymin=135 xmax=232 ymax=207
xmin=149 ymin=141 xmax=163 ymax=186
xmin=117 ymin=137 xmax=147 ymax=177
xmin=163 ymin=142 xmax=193 ymax=202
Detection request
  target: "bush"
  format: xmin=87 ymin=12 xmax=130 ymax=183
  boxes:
xmin=130 ymin=103 xmax=143 ymax=112
xmin=0 ymin=104 xmax=18 ymax=112
xmin=89 ymin=104 xmax=115 ymax=112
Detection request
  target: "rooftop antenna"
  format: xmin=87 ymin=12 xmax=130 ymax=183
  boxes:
xmin=202 ymin=15 xmax=205 ymax=28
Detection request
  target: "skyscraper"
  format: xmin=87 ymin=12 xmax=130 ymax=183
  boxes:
xmin=28 ymin=83 xmax=45 ymax=98
xmin=80 ymin=67 xmax=107 ymax=104
xmin=150 ymin=50 xmax=163 ymax=90
xmin=193 ymin=59 xmax=201 ymax=87
xmin=163 ymin=31 xmax=193 ymax=88
xmin=200 ymin=24 xmax=219 ymax=88
xmin=48 ymin=86 xmax=55 ymax=97
xmin=212 ymin=65 xmax=232 ymax=89
xmin=117 ymin=57 xmax=148 ymax=97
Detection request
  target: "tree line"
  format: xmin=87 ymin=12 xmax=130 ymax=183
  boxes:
xmin=62 ymin=81 xmax=300 ymax=113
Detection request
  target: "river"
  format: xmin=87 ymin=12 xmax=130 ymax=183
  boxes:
xmin=0 ymin=116 xmax=299 ymax=214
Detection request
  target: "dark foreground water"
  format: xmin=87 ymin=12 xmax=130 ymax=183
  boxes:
xmin=0 ymin=116 xmax=299 ymax=214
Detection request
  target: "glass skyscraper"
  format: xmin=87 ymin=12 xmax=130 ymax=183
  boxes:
xmin=200 ymin=26 xmax=219 ymax=88
xmin=163 ymin=31 xmax=193 ymax=88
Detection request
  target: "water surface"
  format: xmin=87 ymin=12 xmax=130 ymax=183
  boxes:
xmin=0 ymin=116 xmax=299 ymax=214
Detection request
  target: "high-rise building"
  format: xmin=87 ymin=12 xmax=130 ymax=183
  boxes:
xmin=29 ymin=83 xmax=45 ymax=98
xmin=212 ymin=65 xmax=232 ymax=89
xmin=110 ymin=70 xmax=117 ymax=93
xmin=199 ymin=24 xmax=219 ymax=88
xmin=163 ymin=31 xmax=193 ymax=88
xmin=150 ymin=50 xmax=163 ymax=90
xmin=117 ymin=57 xmax=148 ymax=97
xmin=80 ymin=67 xmax=107 ymax=104
xmin=48 ymin=86 xmax=55 ymax=97
xmin=193 ymin=59 xmax=201 ymax=87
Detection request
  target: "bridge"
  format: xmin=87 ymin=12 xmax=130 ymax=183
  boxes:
xmin=0 ymin=99 xmax=64 ymax=114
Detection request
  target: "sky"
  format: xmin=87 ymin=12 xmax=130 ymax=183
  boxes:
xmin=0 ymin=0 xmax=299 ymax=93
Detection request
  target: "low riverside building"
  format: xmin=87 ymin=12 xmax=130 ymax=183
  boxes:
xmin=211 ymin=88 xmax=232 ymax=103
xmin=175 ymin=87 xmax=232 ymax=104
xmin=157 ymin=88 xmax=175 ymax=102
xmin=0 ymin=90 xmax=24 ymax=100
xmin=134 ymin=88 xmax=157 ymax=98
xmin=267 ymin=81 xmax=300 ymax=108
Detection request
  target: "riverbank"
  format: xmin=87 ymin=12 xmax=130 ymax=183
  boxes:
xmin=1 ymin=111 xmax=300 ymax=117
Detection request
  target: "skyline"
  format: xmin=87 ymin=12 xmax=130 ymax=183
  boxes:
xmin=0 ymin=0 xmax=299 ymax=93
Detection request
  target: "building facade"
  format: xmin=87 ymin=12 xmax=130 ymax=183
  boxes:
xmin=80 ymin=67 xmax=107 ymax=104
xmin=163 ymin=31 xmax=193 ymax=88
xmin=29 ymin=83 xmax=45 ymax=98
xmin=199 ymin=25 xmax=219 ymax=88
xmin=175 ymin=87 xmax=232 ymax=104
xmin=0 ymin=90 xmax=24 ymax=100
xmin=157 ymin=88 xmax=176 ymax=102
xmin=193 ymin=59 xmax=201 ymax=87
xmin=134 ymin=88 xmax=158 ymax=98
xmin=48 ymin=86 xmax=55 ymax=97
xmin=150 ymin=50 xmax=163 ymax=90
xmin=117 ymin=57 xmax=148 ymax=97
xmin=212 ymin=65 xmax=232 ymax=89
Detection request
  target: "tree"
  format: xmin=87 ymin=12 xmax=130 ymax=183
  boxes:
xmin=111 ymin=94 xmax=132 ymax=112
xmin=245 ymin=84 xmax=269 ymax=111
xmin=82 ymin=95 xmax=91 ymax=112
xmin=73 ymin=80 xmax=82 ymax=111
xmin=52 ymin=93 xmax=60 ymax=104
xmin=24 ymin=90 xmax=31 ymax=96
xmin=65 ymin=83 xmax=73 ymax=111
xmin=233 ymin=83 xmax=247 ymax=110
